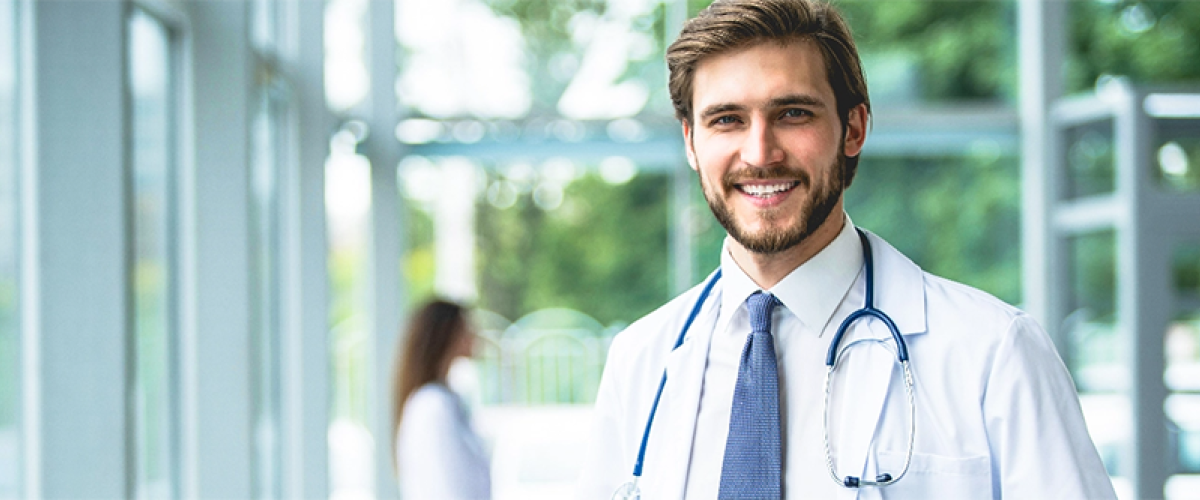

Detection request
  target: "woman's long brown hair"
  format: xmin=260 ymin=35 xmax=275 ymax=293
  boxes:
xmin=390 ymin=298 xmax=469 ymax=472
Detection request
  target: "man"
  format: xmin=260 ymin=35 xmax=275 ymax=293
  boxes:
xmin=576 ymin=0 xmax=1117 ymax=499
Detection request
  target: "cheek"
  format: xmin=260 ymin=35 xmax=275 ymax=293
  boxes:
xmin=692 ymin=140 xmax=734 ymax=176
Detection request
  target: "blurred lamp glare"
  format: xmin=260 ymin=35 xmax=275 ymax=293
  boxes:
xmin=395 ymin=118 xmax=445 ymax=145
xmin=1158 ymin=141 xmax=1189 ymax=177
xmin=599 ymin=156 xmax=638 ymax=185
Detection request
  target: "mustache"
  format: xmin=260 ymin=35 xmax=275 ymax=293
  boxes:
xmin=722 ymin=165 xmax=811 ymax=187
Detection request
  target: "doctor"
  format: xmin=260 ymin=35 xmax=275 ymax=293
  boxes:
xmin=576 ymin=0 xmax=1117 ymax=499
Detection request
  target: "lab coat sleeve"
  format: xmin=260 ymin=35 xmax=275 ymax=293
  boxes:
xmin=396 ymin=388 xmax=491 ymax=500
xmin=575 ymin=337 xmax=632 ymax=500
xmin=982 ymin=314 xmax=1117 ymax=500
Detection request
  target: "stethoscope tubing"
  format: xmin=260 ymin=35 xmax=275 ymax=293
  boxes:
xmin=631 ymin=268 xmax=723 ymax=479
xmin=624 ymin=227 xmax=914 ymax=491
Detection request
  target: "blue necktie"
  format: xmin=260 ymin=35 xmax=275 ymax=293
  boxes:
xmin=718 ymin=291 xmax=782 ymax=499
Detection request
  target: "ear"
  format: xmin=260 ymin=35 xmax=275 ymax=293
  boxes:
xmin=841 ymin=104 xmax=868 ymax=158
xmin=682 ymin=120 xmax=699 ymax=172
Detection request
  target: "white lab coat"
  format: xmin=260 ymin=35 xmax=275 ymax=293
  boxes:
xmin=576 ymin=230 xmax=1116 ymax=500
xmin=396 ymin=383 xmax=492 ymax=500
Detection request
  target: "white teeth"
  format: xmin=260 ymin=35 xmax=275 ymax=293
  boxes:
xmin=741 ymin=182 xmax=794 ymax=197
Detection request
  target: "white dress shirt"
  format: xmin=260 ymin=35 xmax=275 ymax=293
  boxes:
xmin=396 ymin=383 xmax=492 ymax=500
xmin=683 ymin=215 xmax=863 ymax=499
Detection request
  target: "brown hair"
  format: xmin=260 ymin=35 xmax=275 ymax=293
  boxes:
xmin=390 ymin=298 xmax=470 ymax=470
xmin=667 ymin=0 xmax=871 ymax=182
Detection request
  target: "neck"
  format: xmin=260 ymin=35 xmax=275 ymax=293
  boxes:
xmin=728 ymin=209 xmax=846 ymax=290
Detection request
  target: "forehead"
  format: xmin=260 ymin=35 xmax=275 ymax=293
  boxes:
xmin=691 ymin=39 xmax=834 ymax=112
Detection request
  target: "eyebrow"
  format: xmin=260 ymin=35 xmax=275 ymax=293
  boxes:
xmin=769 ymin=94 xmax=826 ymax=109
xmin=698 ymin=103 xmax=745 ymax=122
xmin=697 ymin=93 xmax=829 ymax=121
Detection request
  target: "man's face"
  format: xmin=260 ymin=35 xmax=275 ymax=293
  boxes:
xmin=683 ymin=39 xmax=866 ymax=255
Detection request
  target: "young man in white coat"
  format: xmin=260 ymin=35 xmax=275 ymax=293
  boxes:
xmin=576 ymin=0 xmax=1118 ymax=498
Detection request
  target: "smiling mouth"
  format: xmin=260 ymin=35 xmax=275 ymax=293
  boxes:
xmin=736 ymin=181 xmax=800 ymax=198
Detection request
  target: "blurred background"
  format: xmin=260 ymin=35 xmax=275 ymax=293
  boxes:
xmin=1 ymin=0 xmax=1200 ymax=499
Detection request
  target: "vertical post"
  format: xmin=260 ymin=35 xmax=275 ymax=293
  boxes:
xmin=671 ymin=162 xmax=693 ymax=293
xmin=1118 ymin=86 xmax=1169 ymax=500
xmin=668 ymin=0 xmax=692 ymax=294
xmin=363 ymin=0 xmax=402 ymax=497
xmin=285 ymin=0 xmax=331 ymax=498
xmin=27 ymin=1 xmax=129 ymax=497
xmin=182 ymin=2 xmax=254 ymax=499
xmin=1018 ymin=0 xmax=1065 ymax=344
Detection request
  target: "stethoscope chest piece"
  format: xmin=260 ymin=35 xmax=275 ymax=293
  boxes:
xmin=611 ymin=479 xmax=640 ymax=500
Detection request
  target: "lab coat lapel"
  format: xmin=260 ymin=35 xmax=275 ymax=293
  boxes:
xmin=862 ymin=230 xmax=927 ymax=335
xmin=644 ymin=290 xmax=720 ymax=500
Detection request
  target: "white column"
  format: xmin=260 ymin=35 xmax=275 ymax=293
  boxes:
xmin=283 ymin=0 xmax=331 ymax=498
xmin=181 ymin=2 xmax=254 ymax=498
xmin=1018 ymin=0 xmax=1065 ymax=342
xmin=26 ymin=1 xmax=129 ymax=497
xmin=1119 ymin=85 xmax=1169 ymax=500
xmin=363 ymin=0 xmax=403 ymax=498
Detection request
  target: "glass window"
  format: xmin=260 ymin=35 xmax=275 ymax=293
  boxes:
xmin=325 ymin=1 xmax=374 ymax=497
xmin=0 ymin=0 xmax=20 ymax=497
xmin=1066 ymin=2 xmax=1200 ymax=96
xmin=1063 ymin=119 xmax=1117 ymax=200
xmin=1167 ymin=242 xmax=1200 ymax=497
xmin=249 ymin=86 xmax=284 ymax=500
xmin=248 ymin=0 xmax=294 ymax=494
xmin=129 ymin=10 xmax=178 ymax=500
xmin=400 ymin=156 xmax=672 ymax=404
xmin=395 ymin=0 xmax=668 ymax=122
xmin=1153 ymin=118 xmax=1200 ymax=193
xmin=839 ymin=0 xmax=1017 ymax=105
xmin=391 ymin=1 xmax=1026 ymax=496
xmin=325 ymin=127 xmax=374 ymax=500
xmin=1064 ymin=230 xmax=1126 ymax=487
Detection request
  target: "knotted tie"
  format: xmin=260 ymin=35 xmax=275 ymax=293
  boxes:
xmin=718 ymin=291 xmax=782 ymax=499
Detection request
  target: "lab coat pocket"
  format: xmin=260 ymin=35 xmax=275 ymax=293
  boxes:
xmin=874 ymin=450 xmax=993 ymax=500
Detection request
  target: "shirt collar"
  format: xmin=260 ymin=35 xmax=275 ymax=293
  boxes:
xmin=718 ymin=213 xmax=864 ymax=336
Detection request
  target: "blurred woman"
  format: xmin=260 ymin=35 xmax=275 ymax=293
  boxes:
xmin=391 ymin=298 xmax=491 ymax=500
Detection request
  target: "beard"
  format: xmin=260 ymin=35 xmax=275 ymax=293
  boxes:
xmin=699 ymin=152 xmax=846 ymax=255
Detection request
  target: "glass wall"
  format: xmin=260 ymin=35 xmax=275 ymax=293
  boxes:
xmin=389 ymin=0 xmax=1026 ymax=496
xmin=1065 ymin=230 xmax=1125 ymax=483
xmin=1167 ymin=242 xmax=1200 ymax=498
xmin=0 ymin=0 xmax=20 ymax=497
xmin=394 ymin=0 xmax=676 ymax=319
xmin=128 ymin=9 xmax=178 ymax=500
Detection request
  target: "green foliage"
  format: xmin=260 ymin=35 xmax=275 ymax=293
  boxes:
xmin=475 ymin=172 xmax=672 ymax=326
xmin=1068 ymin=1 xmax=1200 ymax=93
xmin=478 ymin=0 xmax=670 ymax=117
xmin=684 ymin=0 xmax=1018 ymax=102
xmin=838 ymin=0 xmax=1017 ymax=102
xmin=846 ymin=155 xmax=1022 ymax=305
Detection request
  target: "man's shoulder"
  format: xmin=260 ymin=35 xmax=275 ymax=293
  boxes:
xmin=919 ymin=270 xmax=1032 ymax=338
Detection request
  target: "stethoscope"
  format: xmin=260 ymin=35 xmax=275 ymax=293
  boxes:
xmin=612 ymin=228 xmax=916 ymax=500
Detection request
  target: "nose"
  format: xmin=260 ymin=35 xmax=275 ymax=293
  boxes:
xmin=739 ymin=120 xmax=784 ymax=167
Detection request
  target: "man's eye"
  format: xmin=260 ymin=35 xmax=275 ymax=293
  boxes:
xmin=781 ymin=108 xmax=811 ymax=119
xmin=711 ymin=115 xmax=739 ymax=126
